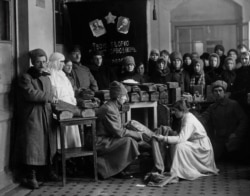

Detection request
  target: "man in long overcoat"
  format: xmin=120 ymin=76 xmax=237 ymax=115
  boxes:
xmin=17 ymin=49 xmax=58 ymax=189
xmin=96 ymin=81 xmax=143 ymax=179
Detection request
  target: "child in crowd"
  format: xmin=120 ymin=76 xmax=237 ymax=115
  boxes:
xmin=205 ymin=53 xmax=222 ymax=85
xmin=120 ymin=56 xmax=143 ymax=83
xmin=227 ymin=49 xmax=238 ymax=63
xmin=147 ymin=49 xmax=160 ymax=76
xmin=200 ymin=52 xmax=210 ymax=72
xmin=136 ymin=62 xmax=149 ymax=83
xmin=160 ymin=49 xmax=171 ymax=68
xmin=150 ymin=57 xmax=170 ymax=84
xmin=221 ymin=57 xmax=236 ymax=93
xmin=169 ymin=51 xmax=190 ymax=93
xmin=214 ymin=44 xmax=226 ymax=72
xmin=189 ymin=58 xmax=205 ymax=94
xmin=182 ymin=53 xmax=193 ymax=76
xmin=231 ymin=51 xmax=250 ymax=108
xmin=235 ymin=44 xmax=249 ymax=69
xmin=191 ymin=52 xmax=199 ymax=59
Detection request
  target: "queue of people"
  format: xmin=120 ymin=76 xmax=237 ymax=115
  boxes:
xmin=16 ymin=43 xmax=250 ymax=189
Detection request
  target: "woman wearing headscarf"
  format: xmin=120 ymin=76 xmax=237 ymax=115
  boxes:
xmin=189 ymin=58 xmax=206 ymax=94
xmin=205 ymin=53 xmax=222 ymax=85
xmin=47 ymin=52 xmax=81 ymax=149
xmin=169 ymin=51 xmax=190 ymax=93
xmin=150 ymin=57 xmax=171 ymax=84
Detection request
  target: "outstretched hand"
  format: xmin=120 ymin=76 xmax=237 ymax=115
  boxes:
xmin=142 ymin=133 xmax=152 ymax=143
xmin=152 ymin=134 xmax=165 ymax=142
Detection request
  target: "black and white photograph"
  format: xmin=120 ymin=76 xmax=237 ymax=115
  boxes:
xmin=1 ymin=0 xmax=250 ymax=196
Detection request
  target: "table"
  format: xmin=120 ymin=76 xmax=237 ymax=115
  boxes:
xmin=57 ymin=117 xmax=98 ymax=186
xmin=126 ymin=101 xmax=158 ymax=129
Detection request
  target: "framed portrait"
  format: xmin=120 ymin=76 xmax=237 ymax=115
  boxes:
xmin=89 ymin=19 xmax=106 ymax=37
xmin=117 ymin=16 xmax=130 ymax=34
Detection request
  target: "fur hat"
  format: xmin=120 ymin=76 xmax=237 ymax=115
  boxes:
xmin=49 ymin=52 xmax=65 ymax=62
xmin=157 ymin=57 xmax=166 ymax=64
xmin=212 ymin=80 xmax=228 ymax=91
xmin=29 ymin=48 xmax=47 ymax=62
xmin=170 ymin=51 xmax=183 ymax=63
xmin=123 ymin=56 xmax=135 ymax=66
xmin=109 ymin=81 xmax=127 ymax=99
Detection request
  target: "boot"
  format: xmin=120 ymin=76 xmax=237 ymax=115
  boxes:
xmin=22 ymin=166 xmax=39 ymax=189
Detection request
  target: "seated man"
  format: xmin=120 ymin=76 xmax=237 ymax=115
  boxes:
xmin=96 ymin=81 xmax=146 ymax=179
xmin=69 ymin=45 xmax=98 ymax=92
xmin=200 ymin=80 xmax=248 ymax=161
xmin=88 ymin=51 xmax=117 ymax=90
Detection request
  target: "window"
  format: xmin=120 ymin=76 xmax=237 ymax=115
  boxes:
xmin=0 ymin=0 xmax=10 ymax=41
xmin=175 ymin=24 xmax=237 ymax=55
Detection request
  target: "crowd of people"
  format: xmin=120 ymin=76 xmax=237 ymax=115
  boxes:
xmin=16 ymin=43 xmax=250 ymax=189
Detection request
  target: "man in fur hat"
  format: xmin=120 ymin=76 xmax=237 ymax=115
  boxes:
xmin=96 ymin=81 xmax=147 ymax=179
xmin=17 ymin=49 xmax=59 ymax=189
xmin=200 ymin=80 xmax=248 ymax=161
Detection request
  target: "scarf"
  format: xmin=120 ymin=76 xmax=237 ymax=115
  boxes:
xmin=190 ymin=73 xmax=205 ymax=87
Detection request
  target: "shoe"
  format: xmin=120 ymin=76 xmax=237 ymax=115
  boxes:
xmin=21 ymin=177 xmax=39 ymax=189
xmin=114 ymin=171 xmax=134 ymax=179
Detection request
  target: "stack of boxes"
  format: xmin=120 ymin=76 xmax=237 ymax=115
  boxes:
xmin=76 ymin=89 xmax=98 ymax=117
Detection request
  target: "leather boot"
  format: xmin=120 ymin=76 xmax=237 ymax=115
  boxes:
xmin=22 ymin=166 xmax=39 ymax=189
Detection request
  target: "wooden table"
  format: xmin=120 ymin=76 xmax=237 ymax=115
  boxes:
xmin=57 ymin=117 xmax=98 ymax=186
xmin=126 ymin=101 xmax=158 ymax=129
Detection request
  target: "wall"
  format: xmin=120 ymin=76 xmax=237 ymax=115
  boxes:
xmin=0 ymin=0 xmax=15 ymax=191
xmin=147 ymin=0 xmax=172 ymax=54
xmin=147 ymin=0 xmax=250 ymax=55
xmin=0 ymin=0 xmax=55 ymax=193
xmin=28 ymin=0 xmax=54 ymax=62
xmin=171 ymin=0 xmax=241 ymax=22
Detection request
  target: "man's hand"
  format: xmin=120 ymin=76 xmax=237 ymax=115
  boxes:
xmin=52 ymin=97 xmax=59 ymax=104
xmin=152 ymin=134 xmax=165 ymax=142
xmin=142 ymin=133 xmax=151 ymax=143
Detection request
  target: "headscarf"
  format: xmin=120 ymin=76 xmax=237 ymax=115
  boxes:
xmin=48 ymin=52 xmax=65 ymax=71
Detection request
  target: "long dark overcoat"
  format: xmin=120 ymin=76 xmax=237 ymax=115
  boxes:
xmin=96 ymin=100 xmax=142 ymax=179
xmin=18 ymin=67 xmax=56 ymax=165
